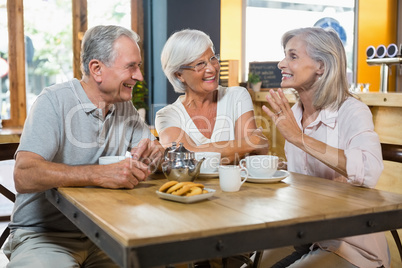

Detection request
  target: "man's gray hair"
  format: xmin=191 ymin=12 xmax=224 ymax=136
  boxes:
xmin=81 ymin=25 xmax=140 ymax=76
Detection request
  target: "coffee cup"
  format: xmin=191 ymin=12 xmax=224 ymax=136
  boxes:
xmin=195 ymin=152 xmax=221 ymax=173
xmin=99 ymin=156 xmax=127 ymax=165
xmin=219 ymin=165 xmax=248 ymax=192
xmin=239 ymin=155 xmax=278 ymax=178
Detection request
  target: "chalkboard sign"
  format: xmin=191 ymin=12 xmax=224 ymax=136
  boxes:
xmin=249 ymin=61 xmax=282 ymax=89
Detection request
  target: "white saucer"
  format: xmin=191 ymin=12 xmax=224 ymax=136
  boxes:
xmin=244 ymin=170 xmax=289 ymax=183
xmin=198 ymin=171 xmax=219 ymax=178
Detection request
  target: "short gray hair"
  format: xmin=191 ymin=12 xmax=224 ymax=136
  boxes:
xmin=81 ymin=25 xmax=140 ymax=76
xmin=161 ymin=29 xmax=215 ymax=93
xmin=282 ymin=27 xmax=351 ymax=110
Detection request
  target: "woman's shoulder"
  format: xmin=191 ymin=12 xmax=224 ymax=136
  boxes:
xmin=221 ymin=85 xmax=247 ymax=92
xmin=156 ymin=97 xmax=184 ymax=117
xmin=338 ymin=97 xmax=372 ymax=125
xmin=341 ymin=96 xmax=370 ymax=113
xmin=218 ymin=85 xmax=249 ymax=98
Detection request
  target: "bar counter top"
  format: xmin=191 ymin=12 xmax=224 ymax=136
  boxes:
xmin=251 ymin=90 xmax=402 ymax=108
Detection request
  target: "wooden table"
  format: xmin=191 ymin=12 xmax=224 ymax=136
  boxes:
xmin=46 ymin=172 xmax=402 ymax=268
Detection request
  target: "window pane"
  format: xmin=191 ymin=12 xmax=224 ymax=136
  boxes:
xmin=246 ymin=0 xmax=355 ymax=83
xmin=87 ymin=0 xmax=131 ymax=29
xmin=23 ymin=0 xmax=73 ymax=114
xmin=0 ymin=0 xmax=10 ymax=121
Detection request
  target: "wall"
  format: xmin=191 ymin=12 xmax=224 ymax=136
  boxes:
xmin=357 ymin=0 xmax=398 ymax=92
xmin=221 ymin=0 xmax=244 ymax=82
xmin=144 ymin=0 xmax=221 ymax=125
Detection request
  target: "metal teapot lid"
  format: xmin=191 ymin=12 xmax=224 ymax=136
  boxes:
xmin=166 ymin=142 xmax=195 ymax=161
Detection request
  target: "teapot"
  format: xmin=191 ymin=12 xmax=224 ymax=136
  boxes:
xmin=162 ymin=142 xmax=205 ymax=182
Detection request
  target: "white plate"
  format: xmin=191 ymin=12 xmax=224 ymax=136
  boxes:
xmin=244 ymin=170 xmax=290 ymax=183
xmin=198 ymin=172 xmax=219 ymax=178
xmin=156 ymin=188 xmax=216 ymax=203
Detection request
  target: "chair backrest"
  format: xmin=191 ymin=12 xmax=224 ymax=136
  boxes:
xmin=0 ymin=142 xmax=19 ymax=161
xmin=0 ymin=142 xmax=18 ymax=248
xmin=380 ymin=143 xmax=402 ymax=265
xmin=381 ymin=143 xmax=402 ymax=163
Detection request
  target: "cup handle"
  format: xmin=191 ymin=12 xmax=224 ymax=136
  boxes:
xmin=239 ymin=159 xmax=246 ymax=169
xmin=240 ymin=167 xmax=248 ymax=185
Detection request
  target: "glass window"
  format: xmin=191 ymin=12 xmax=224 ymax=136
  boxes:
xmin=23 ymin=0 xmax=73 ymax=114
xmin=0 ymin=0 xmax=9 ymax=121
xmin=246 ymin=0 xmax=356 ymax=84
xmin=87 ymin=0 xmax=131 ymax=29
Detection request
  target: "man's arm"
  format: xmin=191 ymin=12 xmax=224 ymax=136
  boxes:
xmin=14 ymin=150 xmax=152 ymax=193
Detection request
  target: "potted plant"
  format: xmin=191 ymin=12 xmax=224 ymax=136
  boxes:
xmin=132 ymin=79 xmax=149 ymax=121
xmin=248 ymin=73 xmax=262 ymax=92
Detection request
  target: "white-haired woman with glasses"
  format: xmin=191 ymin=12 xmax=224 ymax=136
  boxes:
xmin=261 ymin=27 xmax=388 ymax=268
xmin=156 ymin=29 xmax=268 ymax=163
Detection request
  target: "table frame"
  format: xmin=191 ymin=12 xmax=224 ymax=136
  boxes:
xmin=46 ymin=181 xmax=402 ymax=268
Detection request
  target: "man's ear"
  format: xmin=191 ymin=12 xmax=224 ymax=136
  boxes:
xmin=89 ymin=60 xmax=102 ymax=82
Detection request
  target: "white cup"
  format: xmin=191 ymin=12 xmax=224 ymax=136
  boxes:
xmin=99 ymin=156 xmax=127 ymax=165
xmin=195 ymin=152 xmax=221 ymax=173
xmin=239 ymin=155 xmax=278 ymax=178
xmin=219 ymin=165 xmax=248 ymax=192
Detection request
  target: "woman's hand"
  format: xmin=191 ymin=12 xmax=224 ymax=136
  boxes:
xmin=262 ymin=89 xmax=302 ymax=145
xmin=248 ymin=127 xmax=269 ymax=155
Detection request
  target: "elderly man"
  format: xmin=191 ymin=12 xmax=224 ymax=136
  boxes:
xmin=4 ymin=25 xmax=163 ymax=267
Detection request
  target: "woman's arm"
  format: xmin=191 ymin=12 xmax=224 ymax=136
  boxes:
xmin=262 ymin=89 xmax=347 ymax=176
xmin=262 ymin=89 xmax=383 ymax=187
xmin=158 ymin=110 xmax=268 ymax=163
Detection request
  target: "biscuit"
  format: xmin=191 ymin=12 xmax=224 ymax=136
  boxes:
xmin=185 ymin=186 xmax=203 ymax=196
xmin=166 ymin=182 xmax=186 ymax=194
xmin=172 ymin=185 xmax=191 ymax=196
xmin=187 ymin=183 xmax=204 ymax=189
xmin=159 ymin=181 xmax=178 ymax=193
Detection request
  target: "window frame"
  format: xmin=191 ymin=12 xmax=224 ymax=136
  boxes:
xmin=2 ymin=0 xmax=143 ymax=129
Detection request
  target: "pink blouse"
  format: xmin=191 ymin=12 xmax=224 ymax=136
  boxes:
xmin=285 ymin=97 xmax=389 ymax=268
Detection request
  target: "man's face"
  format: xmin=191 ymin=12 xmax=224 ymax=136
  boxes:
xmin=98 ymin=36 xmax=143 ymax=104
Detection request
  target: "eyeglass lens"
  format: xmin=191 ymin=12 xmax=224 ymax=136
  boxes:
xmin=194 ymin=56 xmax=220 ymax=71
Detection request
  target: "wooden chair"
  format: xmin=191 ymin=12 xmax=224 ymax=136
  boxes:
xmin=0 ymin=142 xmax=18 ymax=248
xmin=381 ymin=143 xmax=402 ymax=264
xmin=0 ymin=143 xmax=19 ymax=161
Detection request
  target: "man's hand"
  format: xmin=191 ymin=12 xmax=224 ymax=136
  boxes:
xmin=96 ymin=158 xmax=151 ymax=188
xmin=131 ymin=138 xmax=164 ymax=173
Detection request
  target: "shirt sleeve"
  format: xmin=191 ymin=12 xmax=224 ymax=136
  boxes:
xmin=231 ymin=86 xmax=254 ymax=120
xmin=129 ymin=107 xmax=156 ymax=148
xmin=155 ymin=104 xmax=184 ymax=135
xmin=18 ymin=92 xmax=61 ymax=161
xmin=342 ymin=101 xmax=383 ymax=188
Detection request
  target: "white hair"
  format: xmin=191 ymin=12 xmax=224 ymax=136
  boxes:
xmin=161 ymin=29 xmax=215 ymax=93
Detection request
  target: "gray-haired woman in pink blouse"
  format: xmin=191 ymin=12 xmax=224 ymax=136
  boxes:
xmin=262 ymin=27 xmax=388 ymax=268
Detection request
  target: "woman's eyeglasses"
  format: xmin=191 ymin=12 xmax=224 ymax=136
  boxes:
xmin=180 ymin=55 xmax=220 ymax=72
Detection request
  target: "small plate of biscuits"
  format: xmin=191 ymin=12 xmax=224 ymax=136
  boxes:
xmin=156 ymin=181 xmax=216 ymax=203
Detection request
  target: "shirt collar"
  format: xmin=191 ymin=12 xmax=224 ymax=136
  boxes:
xmin=71 ymin=78 xmax=115 ymax=116
xmin=293 ymin=101 xmax=338 ymax=129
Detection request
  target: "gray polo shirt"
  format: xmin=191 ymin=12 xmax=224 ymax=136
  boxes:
xmin=10 ymin=78 xmax=155 ymax=232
